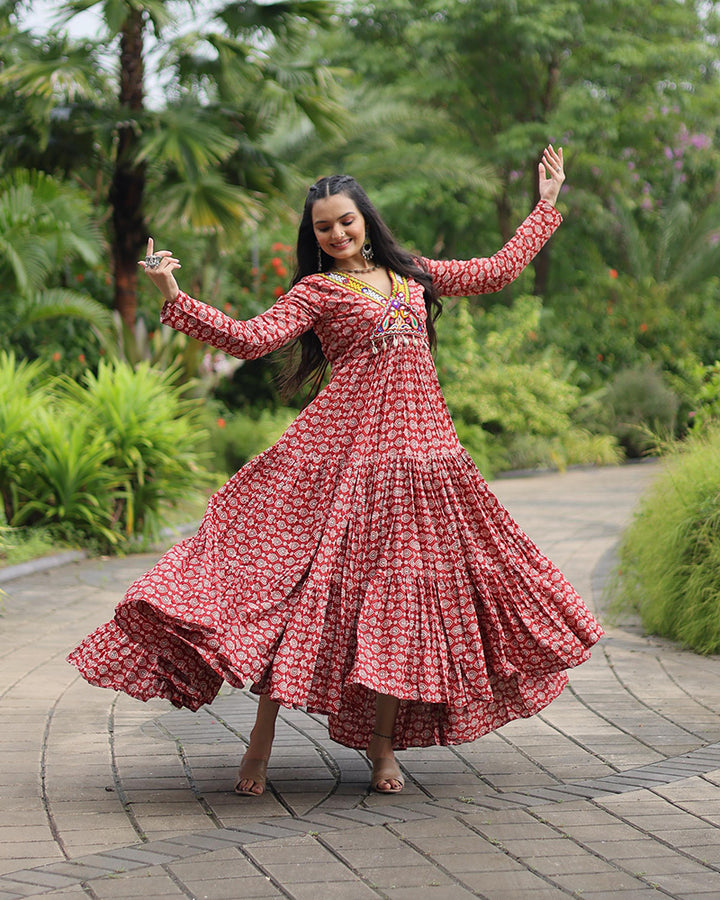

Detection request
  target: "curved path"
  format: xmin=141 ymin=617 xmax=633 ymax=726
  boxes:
xmin=2 ymin=463 xmax=720 ymax=899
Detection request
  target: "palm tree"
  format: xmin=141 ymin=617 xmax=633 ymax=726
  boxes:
xmin=0 ymin=169 xmax=113 ymax=348
xmin=0 ymin=1 xmax=344 ymax=327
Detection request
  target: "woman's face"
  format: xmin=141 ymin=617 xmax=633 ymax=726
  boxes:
xmin=311 ymin=193 xmax=367 ymax=269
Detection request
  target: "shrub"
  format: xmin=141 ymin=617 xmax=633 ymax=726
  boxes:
xmin=437 ymin=296 xmax=622 ymax=473
xmin=12 ymin=410 xmax=119 ymax=548
xmin=59 ymin=361 xmax=212 ymax=540
xmin=209 ymin=407 xmax=296 ymax=474
xmin=610 ymin=426 xmax=720 ymax=654
xmin=0 ymin=351 xmax=47 ymax=523
xmin=601 ymin=365 xmax=680 ymax=457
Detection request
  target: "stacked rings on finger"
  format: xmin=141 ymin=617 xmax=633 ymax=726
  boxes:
xmin=145 ymin=255 xmax=162 ymax=269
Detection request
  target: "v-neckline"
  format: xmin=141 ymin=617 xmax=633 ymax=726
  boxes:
xmin=322 ymin=269 xmax=398 ymax=303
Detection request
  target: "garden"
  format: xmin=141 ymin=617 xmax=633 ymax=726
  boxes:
xmin=2 ymin=0 xmax=720 ymax=652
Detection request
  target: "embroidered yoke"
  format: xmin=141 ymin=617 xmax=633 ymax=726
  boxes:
xmin=68 ymin=200 xmax=604 ymax=749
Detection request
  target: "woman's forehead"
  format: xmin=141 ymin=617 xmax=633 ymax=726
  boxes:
xmin=311 ymin=193 xmax=361 ymax=224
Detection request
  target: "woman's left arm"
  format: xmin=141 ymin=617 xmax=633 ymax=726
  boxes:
xmin=425 ymin=145 xmax=565 ymax=297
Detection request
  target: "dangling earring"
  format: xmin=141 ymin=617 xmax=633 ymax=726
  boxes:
xmin=362 ymin=235 xmax=374 ymax=263
xmin=317 ymin=242 xmax=323 ymax=272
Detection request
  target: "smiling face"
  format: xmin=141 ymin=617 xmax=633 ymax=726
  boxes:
xmin=311 ymin=193 xmax=367 ymax=271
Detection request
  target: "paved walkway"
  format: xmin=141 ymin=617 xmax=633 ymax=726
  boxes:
xmin=2 ymin=463 xmax=720 ymax=900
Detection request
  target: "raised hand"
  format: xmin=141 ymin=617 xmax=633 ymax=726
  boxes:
xmin=538 ymin=145 xmax=565 ymax=207
xmin=138 ymin=237 xmax=182 ymax=302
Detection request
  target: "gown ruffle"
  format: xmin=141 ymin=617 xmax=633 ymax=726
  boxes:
xmin=68 ymin=200 xmax=604 ymax=749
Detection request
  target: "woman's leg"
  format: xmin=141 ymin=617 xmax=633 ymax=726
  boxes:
xmin=366 ymin=692 xmax=403 ymax=793
xmin=235 ymin=694 xmax=279 ymax=795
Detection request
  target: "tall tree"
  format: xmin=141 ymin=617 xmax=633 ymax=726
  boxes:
xmin=312 ymin=0 xmax=720 ymax=298
xmin=0 ymin=0 xmax=344 ymax=327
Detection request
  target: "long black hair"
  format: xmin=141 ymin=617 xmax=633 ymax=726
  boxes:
xmin=278 ymin=175 xmax=443 ymax=400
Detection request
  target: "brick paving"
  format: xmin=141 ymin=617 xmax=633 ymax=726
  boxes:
xmin=2 ymin=462 xmax=720 ymax=899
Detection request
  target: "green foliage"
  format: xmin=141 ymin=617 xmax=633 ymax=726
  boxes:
xmin=437 ymin=296 xmax=619 ymax=473
xmin=207 ymin=407 xmax=297 ymax=474
xmin=0 ymin=169 xmax=113 ymax=359
xmin=0 ymin=522 xmax=59 ymax=568
xmin=0 ymin=351 xmax=47 ymax=523
xmin=12 ymin=411 xmax=119 ymax=548
xmin=674 ymin=360 xmax=720 ymax=433
xmin=59 ymin=361 xmax=213 ymax=540
xmin=611 ymin=427 xmax=720 ymax=654
xmin=599 ymin=366 xmax=680 ymax=458
xmin=0 ymin=354 xmax=212 ymax=551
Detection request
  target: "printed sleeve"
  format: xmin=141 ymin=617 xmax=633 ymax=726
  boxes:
xmin=422 ymin=200 xmax=562 ymax=296
xmin=159 ymin=281 xmax=322 ymax=360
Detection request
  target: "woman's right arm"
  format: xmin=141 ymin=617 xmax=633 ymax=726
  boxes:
xmin=139 ymin=238 xmax=320 ymax=360
xmin=159 ymin=288 xmax=320 ymax=360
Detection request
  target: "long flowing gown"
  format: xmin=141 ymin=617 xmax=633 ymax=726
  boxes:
xmin=68 ymin=200 xmax=604 ymax=749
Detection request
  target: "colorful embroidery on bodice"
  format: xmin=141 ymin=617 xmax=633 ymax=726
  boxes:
xmin=322 ymin=270 xmax=426 ymax=353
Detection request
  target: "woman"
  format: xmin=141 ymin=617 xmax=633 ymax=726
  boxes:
xmin=68 ymin=145 xmax=604 ymax=796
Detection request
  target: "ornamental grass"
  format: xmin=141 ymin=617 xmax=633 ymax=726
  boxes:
xmin=611 ymin=425 xmax=720 ymax=654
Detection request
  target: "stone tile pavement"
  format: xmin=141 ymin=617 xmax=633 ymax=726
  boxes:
xmin=2 ymin=462 xmax=720 ymax=899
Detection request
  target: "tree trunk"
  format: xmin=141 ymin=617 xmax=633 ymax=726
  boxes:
xmin=110 ymin=8 xmax=146 ymax=329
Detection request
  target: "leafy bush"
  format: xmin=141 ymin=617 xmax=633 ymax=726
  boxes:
xmin=437 ymin=296 xmax=621 ymax=473
xmin=503 ymin=429 xmax=622 ymax=473
xmin=12 ymin=411 xmax=119 ymax=548
xmin=59 ymin=361 xmax=212 ymax=540
xmin=0 ymin=356 xmax=213 ymax=552
xmin=208 ymin=407 xmax=297 ymax=474
xmin=611 ymin=426 xmax=720 ymax=654
xmin=601 ymin=365 xmax=680 ymax=457
xmin=0 ymin=351 xmax=47 ymax=523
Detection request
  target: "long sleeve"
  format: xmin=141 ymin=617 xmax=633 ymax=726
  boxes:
xmin=159 ymin=281 xmax=322 ymax=360
xmin=423 ymin=200 xmax=562 ymax=297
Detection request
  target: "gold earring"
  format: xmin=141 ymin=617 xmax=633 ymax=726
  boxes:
xmin=362 ymin=236 xmax=374 ymax=263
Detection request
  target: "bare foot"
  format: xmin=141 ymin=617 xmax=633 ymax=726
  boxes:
xmin=235 ymin=754 xmax=268 ymax=796
xmin=235 ymin=720 xmax=274 ymax=796
xmin=366 ymin=733 xmax=404 ymax=794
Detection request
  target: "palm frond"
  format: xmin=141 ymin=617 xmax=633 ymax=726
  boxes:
xmin=11 ymin=289 xmax=114 ymax=335
xmin=214 ymin=1 xmax=335 ymax=37
xmin=158 ymin=171 xmax=262 ymax=236
xmin=136 ymin=106 xmax=240 ymax=178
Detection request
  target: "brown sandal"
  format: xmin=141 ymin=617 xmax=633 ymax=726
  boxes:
xmin=234 ymin=756 xmax=268 ymax=796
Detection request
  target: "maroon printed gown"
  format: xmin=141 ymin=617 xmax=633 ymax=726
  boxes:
xmin=68 ymin=201 xmax=604 ymax=749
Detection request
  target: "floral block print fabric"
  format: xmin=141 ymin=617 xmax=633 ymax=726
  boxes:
xmin=68 ymin=200 xmax=604 ymax=749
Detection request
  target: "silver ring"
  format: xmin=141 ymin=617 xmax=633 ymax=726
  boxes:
xmin=145 ymin=254 xmax=162 ymax=269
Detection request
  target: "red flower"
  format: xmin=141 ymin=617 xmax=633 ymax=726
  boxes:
xmin=639 ymin=322 xmax=648 ymax=332
xmin=609 ymin=268 xmax=619 ymax=279
xmin=216 ymin=417 xmax=226 ymax=429
xmin=52 ymin=351 xmax=61 ymax=362
xmin=597 ymin=353 xmax=604 ymax=361
xmin=224 ymin=302 xmax=233 ymax=312
xmin=273 ymin=286 xmax=284 ymax=298
xmin=78 ymin=353 xmax=86 ymax=363
xmin=75 ymin=273 xmax=85 ymax=283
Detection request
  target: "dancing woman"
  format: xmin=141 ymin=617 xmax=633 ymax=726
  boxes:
xmin=69 ymin=145 xmax=603 ymax=796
